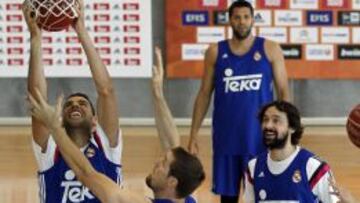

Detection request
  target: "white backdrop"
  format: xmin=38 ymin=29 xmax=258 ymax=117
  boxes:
xmin=0 ymin=0 xmax=152 ymax=78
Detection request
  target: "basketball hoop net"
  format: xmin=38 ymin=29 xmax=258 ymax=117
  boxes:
xmin=27 ymin=0 xmax=78 ymax=19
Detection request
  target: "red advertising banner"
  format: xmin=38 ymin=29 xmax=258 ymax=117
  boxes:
xmin=166 ymin=0 xmax=360 ymax=79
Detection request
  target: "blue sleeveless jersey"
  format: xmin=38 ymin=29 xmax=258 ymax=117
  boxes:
xmin=213 ymin=37 xmax=273 ymax=155
xmin=152 ymin=196 xmax=196 ymax=203
xmin=38 ymin=133 xmax=122 ymax=203
xmin=253 ymin=149 xmax=318 ymax=202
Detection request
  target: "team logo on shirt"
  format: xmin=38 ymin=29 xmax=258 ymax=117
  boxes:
xmin=86 ymin=147 xmax=96 ymax=158
xmin=223 ymin=68 xmax=263 ymax=93
xmin=292 ymin=170 xmax=302 ymax=183
xmin=254 ymin=51 xmax=262 ymax=61
xmin=61 ymin=170 xmax=95 ymax=202
xmin=259 ymin=189 xmax=267 ymax=200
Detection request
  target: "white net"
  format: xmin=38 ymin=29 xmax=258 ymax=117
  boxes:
xmin=27 ymin=0 xmax=78 ymax=19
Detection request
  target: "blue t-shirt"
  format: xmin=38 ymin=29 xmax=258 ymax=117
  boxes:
xmin=213 ymin=37 xmax=273 ymax=155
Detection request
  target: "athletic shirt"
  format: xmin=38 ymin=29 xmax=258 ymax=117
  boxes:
xmin=213 ymin=37 xmax=273 ymax=155
xmin=152 ymin=196 xmax=196 ymax=203
xmin=32 ymin=125 xmax=123 ymax=203
xmin=244 ymin=147 xmax=340 ymax=203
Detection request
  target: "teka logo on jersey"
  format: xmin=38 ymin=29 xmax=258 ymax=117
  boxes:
xmin=338 ymin=11 xmax=360 ymax=25
xmin=338 ymin=45 xmax=360 ymax=59
xmin=223 ymin=69 xmax=263 ymax=93
xmin=281 ymin=45 xmax=302 ymax=59
xmin=306 ymin=11 xmax=333 ymax=25
xmin=182 ymin=11 xmax=209 ymax=26
xmin=61 ymin=170 xmax=94 ymax=203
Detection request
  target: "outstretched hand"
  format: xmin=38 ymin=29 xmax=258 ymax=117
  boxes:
xmin=28 ymin=89 xmax=63 ymax=131
xmin=22 ymin=0 xmax=41 ymax=37
xmin=72 ymin=0 xmax=85 ymax=32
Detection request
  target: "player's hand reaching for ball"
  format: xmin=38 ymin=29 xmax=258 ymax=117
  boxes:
xmin=72 ymin=0 xmax=86 ymax=33
xmin=22 ymin=0 xmax=41 ymax=37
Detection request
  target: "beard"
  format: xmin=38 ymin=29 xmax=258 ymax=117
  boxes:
xmin=232 ymin=26 xmax=252 ymax=40
xmin=63 ymin=118 xmax=93 ymax=136
xmin=263 ymin=129 xmax=289 ymax=150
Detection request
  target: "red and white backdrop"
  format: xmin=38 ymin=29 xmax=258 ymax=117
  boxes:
xmin=0 ymin=0 xmax=152 ymax=78
xmin=166 ymin=0 xmax=360 ymax=79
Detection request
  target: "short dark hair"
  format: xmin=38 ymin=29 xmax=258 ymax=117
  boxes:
xmin=168 ymin=147 xmax=205 ymax=198
xmin=258 ymin=101 xmax=304 ymax=145
xmin=65 ymin=92 xmax=96 ymax=115
xmin=228 ymin=0 xmax=254 ymax=17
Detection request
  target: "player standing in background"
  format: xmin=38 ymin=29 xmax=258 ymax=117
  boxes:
xmin=244 ymin=101 xmax=340 ymax=202
xmin=188 ymin=1 xmax=290 ymax=202
xmin=24 ymin=0 xmax=122 ymax=202
xmin=27 ymin=47 xmax=205 ymax=203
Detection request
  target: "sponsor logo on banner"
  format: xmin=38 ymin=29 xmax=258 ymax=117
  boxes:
xmin=275 ymin=10 xmax=302 ymax=26
xmin=354 ymin=0 xmax=360 ymax=9
xmin=182 ymin=11 xmax=209 ymax=26
xmin=352 ymin=28 xmax=360 ymax=43
xmin=214 ymin=11 xmax=228 ymax=25
xmin=201 ymin=0 xmax=226 ymax=7
xmin=8 ymin=59 xmax=24 ymax=66
xmin=321 ymin=27 xmax=349 ymax=44
xmin=6 ymin=14 xmax=22 ymax=22
xmin=124 ymin=47 xmax=141 ymax=55
xmin=338 ymin=45 xmax=360 ymax=59
xmin=7 ymin=48 xmax=23 ymax=55
xmin=290 ymin=0 xmax=318 ymax=9
xmin=280 ymin=45 xmax=302 ymax=59
xmin=320 ymin=0 xmax=349 ymax=9
xmin=254 ymin=10 xmax=272 ymax=26
xmin=258 ymin=27 xmax=287 ymax=43
xmin=182 ymin=44 xmax=209 ymax=60
xmin=306 ymin=11 xmax=333 ymax=26
xmin=6 ymin=3 xmax=22 ymax=11
xmin=123 ymin=3 xmax=139 ymax=11
xmin=197 ymin=27 xmax=225 ymax=43
xmin=338 ymin=11 xmax=360 ymax=26
xmin=258 ymin=0 xmax=286 ymax=9
xmin=94 ymin=14 xmax=110 ymax=21
xmin=306 ymin=44 xmax=334 ymax=60
xmin=124 ymin=58 xmax=141 ymax=66
xmin=93 ymin=3 xmax=110 ymax=10
xmin=290 ymin=27 xmax=318 ymax=43
xmin=6 ymin=26 xmax=23 ymax=33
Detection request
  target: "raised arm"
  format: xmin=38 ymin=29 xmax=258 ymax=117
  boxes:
xmin=73 ymin=0 xmax=119 ymax=146
xmin=264 ymin=40 xmax=290 ymax=101
xmin=187 ymin=44 xmax=217 ymax=155
xmin=28 ymin=90 xmax=150 ymax=203
xmin=151 ymin=47 xmax=180 ymax=151
xmin=23 ymin=1 xmax=49 ymax=151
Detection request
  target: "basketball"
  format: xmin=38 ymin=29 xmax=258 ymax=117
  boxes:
xmin=29 ymin=0 xmax=78 ymax=32
xmin=346 ymin=104 xmax=360 ymax=148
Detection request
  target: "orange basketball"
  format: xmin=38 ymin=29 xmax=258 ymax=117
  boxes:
xmin=346 ymin=104 xmax=360 ymax=148
xmin=29 ymin=0 xmax=78 ymax=32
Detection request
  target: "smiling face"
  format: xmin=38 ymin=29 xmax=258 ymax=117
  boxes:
xmin=62 ymin=95 xmax=95 ymax=132
xmin=261 ymin=106 xmax=292 ymax=150
xmin=229 ymin=6 xmax=254 ymax=40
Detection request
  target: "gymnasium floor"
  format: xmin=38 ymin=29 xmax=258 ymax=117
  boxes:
xmin=0 ymin=126 xmax=359 ymax=202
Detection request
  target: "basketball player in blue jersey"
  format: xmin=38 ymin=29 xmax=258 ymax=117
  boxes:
xmin=244 ymin=101 xmax=340 ymax=202
xmin=188 ymin=1 xmax=290 ymax=202
xmin=23 ymin=0 xmax=122 ymax=202
xmin=27 ymin=47 xmax=205 ymax=203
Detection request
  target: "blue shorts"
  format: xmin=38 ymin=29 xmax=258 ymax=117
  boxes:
xmin=212 ymin=154 xmax=250 ymax=196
